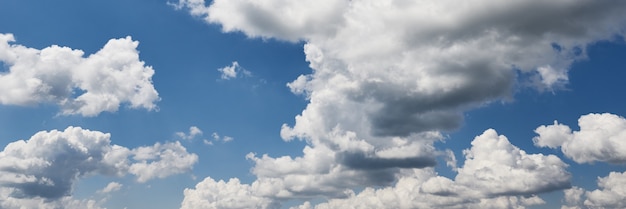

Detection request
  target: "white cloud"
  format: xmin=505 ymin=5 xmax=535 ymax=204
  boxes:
xmin=180 ymin=177 xmax=279 ymax=209
xmin=129 ymin=141 xmax=199 ymax=183
xmin=97 ymin=182 xmax=122 ymax=194
xmin=562 ymin=187 xmax=584 ymax=209
xmin=559 ymin=172 xmax=626 ymax=209
xmin=211 ymin=132 xmax=234 ymax=143
xmin=0 ymin=126 xmax=197 ymax=203
xmin=182 ymin=129 xmax=569 ymax=208
xmin=0 ymin=188 xmax=104 ymax=209
xmin=534 ymin=113 xmax=626 ymax=164
xmin=289 ymin=169 xmax=547 ymax=209
xmin=0 ymin=33 xmax=160 ymax=117
xmin=584 ymin=171 xmax=626 ymax=208
xmin=177 ymin=126 xmax=203 ymax=140
xmin=456 ymin=129 xmax=571 ymax=196
xmin=217 ymin=61 xmax=251 ymax=80
xmin=177 ymin=0 xmax=626 ymax=142
xmin=175 ymin=0 xmax=626 ymax=208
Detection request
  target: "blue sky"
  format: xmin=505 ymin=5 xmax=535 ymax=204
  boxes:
xmin=1 ymin=0 xmax=626 ymax=208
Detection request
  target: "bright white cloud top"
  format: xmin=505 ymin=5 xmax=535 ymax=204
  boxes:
xmin=0 ymin=34 xmax=159 ymax=117
xmin=1 ymin=0 xmax=626 ymax=208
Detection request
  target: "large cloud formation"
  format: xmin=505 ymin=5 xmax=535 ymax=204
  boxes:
xmin=0 ymin=126 xmax=197 ymax=208
xmin=0 ymin=33 xmax=159 ymax=116
xmin=181 ymin=129 xmax=570 ymax=209
xmin=175 ymin=0 xmax=626 ymax=208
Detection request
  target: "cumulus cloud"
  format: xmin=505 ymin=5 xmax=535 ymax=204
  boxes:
xmin=182 ymin=129 xmax=569 ymax=208
xmin=560 ymin=172 xmax=626 ymax=209
xmin=129 ymin=141 xmax=199 ymax=183
xmin=178 ymin=0 xmax=626 ymax=140
xmin=534 ymin=113 xmax=626 ymax=164
xmin=242 ymin=130 xmax=442 ymax=199
xmin=583 ymin=171 xmax=626 ymax=208
xmin=0 ymin=127 xmax=197 ymax=202
xmin=217 ymin=61 xmax=251 ymax=80
xmin=180 ymin=177 xmax=279 ymax=209
xmin=290 ymin=169 xmax=547 ymax=209
xmin=0 ymin=33 xmax=160 ymax=117
xmin=174 ymin=0 xmax=626 ymax=208
xmin=177 ymin=126 xmax=203 ymax=140
xmin=456 ymin=129 xmax=571 ymax=196
xmin=0 ymin=188 xmax=104 ymax=209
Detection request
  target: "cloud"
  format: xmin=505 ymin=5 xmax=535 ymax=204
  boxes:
xmin=211 ymin=132 xmax=233 ymax=143
xmin=583 ymin=171 xmax=626 ymax=208
xmin=456 ymin=129 xmax=571 ymax=196
xmin=290 ymin=170 xmax=547 ymax=209
xmin=242 ymin=130 xmax=443 ymax=199
xmin=0 ymin=188 xmax=104 ymax=209
xmin=180 ymin=177 xmax=279 ymax=209
xmin=182 ymin=129 xmax=569 ymax=208
xmin=533 ymin=113 xmax=626 ymax=163
xmin=217 ymin=61 xmax=251 ymax=80
xmin=177 ymin=126 xmax=204 ymax=140
xmin=97 ymin=182 xmax=122 ymax=194
xmin=178 ymin=0 xmax=626 ymax=141
xmin=560 ymin=172 xmax=626 ymax=209
xmin=175 ymin=0 xmax=626 ymax=208
xmin=0 ymin=33 xmax=160 ymax=117
xmin=129 ymin=141 xmax=199 ymax=183
xmin=0 ymin=126 xmax=197 ymax=202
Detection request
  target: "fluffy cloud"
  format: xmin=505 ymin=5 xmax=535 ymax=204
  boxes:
xmin=180 ymin=177 xmax=279 ymax=209
xmin=182 ymin=129 xmax=569 ymax=208
xmin=129 ymin=141 xmax=199 ymax=183
xmin=290 ymin=170 xmax=547 ymax=209
xmin=0 ymin=127 xmax=197 ymax=203
xmin=244 ymin=130 xmax=441 ymax=199
xmin=178 ymin=0 xmax=626 ymax=141
xmin=177 ymin=126 xmax=204 ymax=140
xmin=217 ymin=61 xmax=251 ymax=80
xmin=175 ymin=0 xmax=626 ymax=208
xmin=0 ymin=33 xmax=159 ymax=117
xmin=560 ymin=172 xmax=626 ymax=209
xmin=534 ymin=113 xmax=626 ymax=163
xmin=211 ymin=132 xmax=233 ymax=143
xmin=583 ymin=171 xmax=626 ymax=208
xmin=456 ymin=129 xmax=570 ymax=196
xmin=0 ymin=188 xmax=104 ymax=209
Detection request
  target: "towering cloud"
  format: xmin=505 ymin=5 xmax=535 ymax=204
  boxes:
xmin=175 ymin=0 xmax=626 ymax=208
xmin=0 ymin=34 xmax=159 ymax=116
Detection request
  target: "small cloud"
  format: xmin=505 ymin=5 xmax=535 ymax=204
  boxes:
xmin=203 ymin=139 xmax=213 ymax=146
xmin=98 ymin=182 xmax=123 ymax=194
xmin=222 ymin=136 xmax=234 ymax=142
xmin=211 ymin=132 xmax=234 ymax=143
xmin=176 ymin=126 xmax=203 ymax=140
xmin=217 ymin=61 xmax=252 ymax=80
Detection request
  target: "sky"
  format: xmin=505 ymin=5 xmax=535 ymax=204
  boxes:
xmin=1 ymin=0 xmax=626 ymax=208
